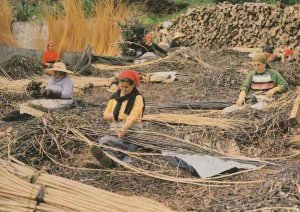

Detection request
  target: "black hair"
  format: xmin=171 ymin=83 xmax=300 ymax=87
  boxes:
xmin=118 ymin=77 xmax=135 ymax=85
xmin=263 ymin=45 xmax=274 ymax=54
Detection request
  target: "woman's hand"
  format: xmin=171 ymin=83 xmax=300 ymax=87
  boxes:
xmin=236 ymin=97 xmax=244 ymax=107
xmin=266 ymin=87 xmax=280 ymax=98
xmin=117 ymin=129 xmax=125 ymax=138
xmin=236 ymin=90 xmax=247 ymax=107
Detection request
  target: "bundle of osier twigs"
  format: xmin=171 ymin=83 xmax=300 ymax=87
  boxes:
xmin=0 ymin=159 xmax=173 ymax=212
xmin=143 ymin=113 xmax=245 ymax=130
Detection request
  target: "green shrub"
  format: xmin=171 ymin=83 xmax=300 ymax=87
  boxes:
xmin=12 ymin=2 xmax=42 ymax=21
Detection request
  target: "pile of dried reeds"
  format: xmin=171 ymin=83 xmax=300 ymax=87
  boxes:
xmin=4 ymin=112 xmax=268 ymax=187
xmin=204 ymin=160 xmax=300 ymax=210
xmin=0 ymin=56 xmax=44 ymax=80
xmin=2 ymin=89 xmax=295 ymax=183
xmin=271 ymin=62 xmax=300 ymax=87
xmin=0 ymin=0 xmax=18 ymax=47
xmin=0 ymin=91 xmax=29 ymax=117
xmin=0 ymin=159 xmax=173 ymax=212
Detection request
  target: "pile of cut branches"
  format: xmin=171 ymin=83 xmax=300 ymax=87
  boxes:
xmin=0 ymin=56 xmax=44 ymax=80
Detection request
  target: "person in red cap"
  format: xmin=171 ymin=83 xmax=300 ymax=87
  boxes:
xmin=282 ymin=46 xmax=295 ymax=62
xmin=42 ymin=40 xmax=59 ymax=67
xmin=133 ymin=34 xmax=168 ymax=64
xmin=141 ymin=34 xmax=167 ymax=55
xmin=90 ymin=70 xmax=145 ymax=168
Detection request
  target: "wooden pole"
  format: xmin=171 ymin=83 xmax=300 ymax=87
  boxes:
xmin=289 ymin=87 xmax=300 ymax=127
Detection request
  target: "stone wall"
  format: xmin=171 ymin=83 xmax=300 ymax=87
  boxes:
xmin=12 ymin=21 xmax=48 ymax=49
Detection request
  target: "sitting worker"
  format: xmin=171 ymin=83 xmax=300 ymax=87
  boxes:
xmin=90 ymin=70 xmax=145 ymax=167
xmin=2 ymin=62 xmax=74 ymax=121
xmin=262 ymin=45 xmax=280 ymax=63
xmin=141 ymin=34 xmax=167 ymax=55
xmin=281 ymin=46 xmax=295 ymax=62
xmin=134 ymin=34 xmax=167 ymax=64
xmin=42 ymin=40 xmax=59 ymax=67
xmin=169 ymin=32 xmax=186 ymax=48
xmin=22 ymin=62 xmax=74 ymax=111
xmin=223 ymin=53 xmax=288 ymax=113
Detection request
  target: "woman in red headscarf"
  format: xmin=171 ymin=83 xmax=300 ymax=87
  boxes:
xmin=42 ymin=40 xmax=59 ymax=67
xmin=103 ymin=70 xmax=144 ymax=138
xmin=90 ymin=70 xmax=145 ymax=168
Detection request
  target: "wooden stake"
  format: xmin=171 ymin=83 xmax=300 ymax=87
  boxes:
xmin=289 ymin=87 xmax=300 ymax=127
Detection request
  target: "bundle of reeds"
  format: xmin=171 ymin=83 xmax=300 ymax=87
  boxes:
xmin=143 ymin=113 xmax=244 ymax=130
xmin=45 ymin=0 xmax=129 ymax=56
xmin=0 ymin=91 xmax=29 ymax=117
xmin=0 ymin=75 xmax=112 ymax=93
xmin=149 ymin=101 xmax=235 ymax=110
xmin=0 ymin=0 xmax=18 ymax=47
xmin=0 ymin=159 xmax=173 ymax=212
xmin=88 ymin=0 xmax=129 ymax=56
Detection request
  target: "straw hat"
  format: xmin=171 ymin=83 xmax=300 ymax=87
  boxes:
xmin=45 ymin=62 xmax=75 ymax=75
xmin=173 ymin=32 xmax=186 ymax=39
xmin=251 ymin=53 xmax=267 ymax=64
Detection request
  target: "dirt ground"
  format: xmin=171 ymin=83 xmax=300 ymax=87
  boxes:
xmin=1 ymin=48 xmax=300 ymax=211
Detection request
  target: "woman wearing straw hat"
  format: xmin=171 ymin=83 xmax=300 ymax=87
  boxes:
xmin=223 ymin=53 xmax=288 ymax=113
xmin=42 ymin=40 xmax=59 ymax=67
xmin=2 ymin=62 xmax=74 ymax=121
xmin=90 ymin=70 xmax=145 ymax=167
xmin=20 ymin=62 xmax=74 ymax=112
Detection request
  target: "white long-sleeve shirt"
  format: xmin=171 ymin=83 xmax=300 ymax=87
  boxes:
xmin=46 ymin=75 xmax=73 ymax=99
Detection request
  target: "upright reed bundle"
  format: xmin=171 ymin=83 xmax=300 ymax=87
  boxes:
xmin=58 ymin=0 xmax=87 ymax=54
xmin=45 ymin=0 xmax=130 ymax=56
xmin=0 ymin=0 xmax=18 ymax=47
xmin=44 ymin=8 xmax=65 ymax=54
xmin=88 ymin=0 xmax=130 ymax=55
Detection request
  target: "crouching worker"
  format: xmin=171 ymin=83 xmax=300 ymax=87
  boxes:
xmin=223 ymin=53 xmax=288 ymax=113
xmin=134 ymin=34 xmax=167 ymax=64
xmin=2 ymin=62 xmax=74 ymax=121
xmin=90 ymin=70 xmax=145 ymax=168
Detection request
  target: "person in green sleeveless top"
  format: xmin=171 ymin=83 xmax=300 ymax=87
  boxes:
xmin=223 ymin=53 xmax=288 ymax=113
